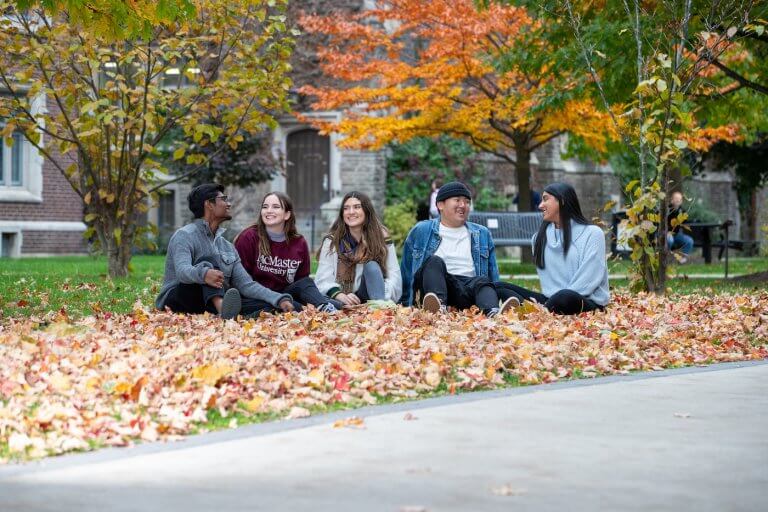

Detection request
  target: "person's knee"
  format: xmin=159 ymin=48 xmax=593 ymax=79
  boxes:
xmin=363 ymin=260 xmax=383 ymax=275
xmin=423 ymin=255 xmax=446 ymax=270
xmin=546 ymin=289 xmax=582 ymax=314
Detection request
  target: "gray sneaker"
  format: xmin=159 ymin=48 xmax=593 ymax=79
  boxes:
xmin=220 ymin=288 xmax=241 ymax=320
xmin=422 ymin=292 xmax=445 ymax=313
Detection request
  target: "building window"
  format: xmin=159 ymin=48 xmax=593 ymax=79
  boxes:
xmin=0 ymin=93 xmax=44 ymax=202
xmin=1 ymin=131 xmax=24 ymax=186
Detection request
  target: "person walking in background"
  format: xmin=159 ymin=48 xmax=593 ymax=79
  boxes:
xmin=315 ymin=191 xmax=402 ymax=305
xmin=667 ymin=190 xmax=693 ymax=264
xmin=496 ymin=182 xmax=609 ymax=315
xmin=156 ymin=183 xmax=294 ymax=319
xmin=400 ymin=181 xmax=518 ymax=317
xmin=234 ymin=192 xmax=342 ymax=313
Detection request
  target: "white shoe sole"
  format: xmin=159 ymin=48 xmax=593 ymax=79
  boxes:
xmin=499 ymin=296 xmax=520 ymax=316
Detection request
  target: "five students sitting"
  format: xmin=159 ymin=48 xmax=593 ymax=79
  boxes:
xmin=158 ymin=181 xmax=611 ymax=319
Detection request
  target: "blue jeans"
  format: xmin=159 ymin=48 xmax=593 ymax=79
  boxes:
xmin=355 ymin=261 xmax=387 ymax=301
xmin=667 ymin=231 xmax=694 ymax=255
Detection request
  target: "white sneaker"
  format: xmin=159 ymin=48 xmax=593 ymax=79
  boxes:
xmin=220 ymin=288 xmax=241 ymax=320
xmin=422 ymin=292 xmax=444 ymax=313
xmin=318 ymin=302 xmax=339 ymax=314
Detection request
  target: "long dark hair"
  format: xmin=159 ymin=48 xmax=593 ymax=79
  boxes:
xmin=321 ymin=191 xmax=389 ymax=277
xmin=233 ymin=191 xmax=299 ymax=257
xmin=534 ymin=182 xmax=590 ymax=269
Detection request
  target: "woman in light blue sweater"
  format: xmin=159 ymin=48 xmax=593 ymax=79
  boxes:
xmin=496 ymin=182 xmax=609 ymax=315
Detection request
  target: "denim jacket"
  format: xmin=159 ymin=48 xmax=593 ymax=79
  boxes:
xmin=399 ymin=218 xmax=500 ymax=306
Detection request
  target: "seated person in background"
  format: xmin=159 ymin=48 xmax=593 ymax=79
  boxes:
xmin=315 ymin=191 xmax=402 ymax=305
xmin=156 ymin=184 xmax=294 ymax=319
xmin=495 ymin=182 xmax=609 ymax=315
xmin=400 ymin=181 xmax=518 ymax=317
xmin=667 ymin=190 xmax=693 ymax=264
xmin=234 ymin=192 xmax=342 ymax=313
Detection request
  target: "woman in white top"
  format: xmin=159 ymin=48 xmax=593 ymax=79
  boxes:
xmin=315 ymin=191 xmax=402 ymax=305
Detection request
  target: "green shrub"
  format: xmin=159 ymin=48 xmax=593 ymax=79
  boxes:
xmin=383 ymin=200 xmax=416 ymax=252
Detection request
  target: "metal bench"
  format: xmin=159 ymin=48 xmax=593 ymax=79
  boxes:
xmin=468 ymin=211 xmax=543 ymax=247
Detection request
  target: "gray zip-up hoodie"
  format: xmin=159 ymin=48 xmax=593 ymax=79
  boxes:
xmin=155 ymin=219 xmax=290 ymax=310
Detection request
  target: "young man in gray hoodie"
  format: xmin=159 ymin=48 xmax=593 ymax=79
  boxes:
xmin=155 ymin=183 xmax=295 ymax=319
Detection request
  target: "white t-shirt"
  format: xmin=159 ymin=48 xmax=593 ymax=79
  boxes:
xmin=435 ymin=224 xmax=475 ymax=277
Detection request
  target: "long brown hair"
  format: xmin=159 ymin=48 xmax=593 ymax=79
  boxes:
xmin=321 ymin=191 xmax=389 ymax=276
xmin=234 ymin=191 xmax=300 ymax=257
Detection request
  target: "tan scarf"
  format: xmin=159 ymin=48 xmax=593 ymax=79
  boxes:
xmin=336 ymin=233 xmax=369 ymax=293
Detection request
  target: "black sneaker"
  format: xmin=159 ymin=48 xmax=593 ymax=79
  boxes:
xmin=220 ymin=288 xmax=241 ymax=320
xmin=422 ymin=292 xmax=445 ymax=313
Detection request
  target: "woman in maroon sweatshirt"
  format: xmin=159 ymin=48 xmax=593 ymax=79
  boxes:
xmin=234 ymin=192 xmax=342 ymax=313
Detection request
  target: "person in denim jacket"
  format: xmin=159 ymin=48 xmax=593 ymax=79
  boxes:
xmin=399 ymin=181 xmax=518 ymax=317
xmin=156 ymin=183 xmax=295 ymax=319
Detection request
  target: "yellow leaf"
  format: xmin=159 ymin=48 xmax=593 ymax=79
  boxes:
xmin=49 ymin=373 xmax=71 ymax=392
xmin=333 ymin=416 xmax=365 ymax=429
xmin=243 ymin=396 xmax=264 ymax=412
xmin=306 ymin=369 xmax=325 ymax=388
xmin=191 ymin=363 xmax=235 ymax=386
xmin=85 ymin=377 xmax=101 ymax=391
xmin=431 ymin=352 xmax=445 ymax=363
xmin=341 ymin=359 xmax=364 ymax=373
xmin=114 ymin=381 xmax=132 ymax=395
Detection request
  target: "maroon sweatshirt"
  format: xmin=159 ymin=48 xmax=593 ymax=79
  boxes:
xmin=234 ymin=228 xmax=310 ymax=292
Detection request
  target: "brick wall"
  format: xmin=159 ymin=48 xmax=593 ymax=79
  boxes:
xmin=0 ymin=101 xmax=81 ymax=222
xmin=21 ymin=231 xmax=87 ymax=254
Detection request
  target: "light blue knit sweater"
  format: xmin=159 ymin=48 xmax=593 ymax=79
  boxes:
xmin=531 ymin=221 xmax=610 ymax=306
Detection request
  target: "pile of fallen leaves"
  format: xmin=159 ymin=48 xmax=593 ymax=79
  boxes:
xmin=1 ymin=293 xmax=766 ymax=462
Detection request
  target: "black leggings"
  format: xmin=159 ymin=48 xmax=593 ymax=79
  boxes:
xmin=494 ymin=282 xmax=603 ymax=315
xmin=282 ymin=277 xmax=343 ymax=310
xmin=163 ymin=283 xmax=280 ymax=316
xmin=414 ymin=255 xmax=499 ymax=313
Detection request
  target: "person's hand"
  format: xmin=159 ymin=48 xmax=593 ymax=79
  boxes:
xmin=279 ymin=299 xmax=295 ymax=312
xmin=346 ymin=293 xmax=361 ymax=305
xmin=335 ymin=293 xmax=356 ymax=306
xmin=204 ymin=269 xmax=225 ymax=288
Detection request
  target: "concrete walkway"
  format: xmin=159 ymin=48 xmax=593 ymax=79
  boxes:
xmin=2 ymin=361 xmax=766 ymax=512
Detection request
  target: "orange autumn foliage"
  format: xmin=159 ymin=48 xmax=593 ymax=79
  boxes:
xmin=298 ymin=0 xmax=617 ymax=164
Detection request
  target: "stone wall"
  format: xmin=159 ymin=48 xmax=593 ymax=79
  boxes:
xmin=339 ymin=149 xmax=388 ymax=214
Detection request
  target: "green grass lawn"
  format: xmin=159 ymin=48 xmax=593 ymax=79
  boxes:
xmin=1 ymin=254 xmax=766 ymax=319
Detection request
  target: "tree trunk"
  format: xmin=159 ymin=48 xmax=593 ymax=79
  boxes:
xmin=107 ymin=241 xmax=132 ymax=278
xmin=653 ymin=167 xmax=672 ymax=295
xmin=96 ymin=221 xmax=133 ymax=278
xmin=514 ymin=140 xmax=533 ymax=264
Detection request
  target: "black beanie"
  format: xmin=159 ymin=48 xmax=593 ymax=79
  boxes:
xmin=436 ymin=181 xmax=472 ymax=203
